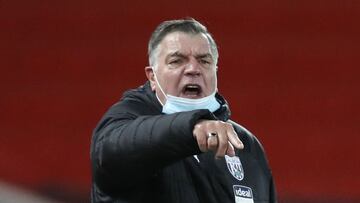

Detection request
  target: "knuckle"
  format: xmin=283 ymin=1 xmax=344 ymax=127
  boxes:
xmin=200 ymin=121 xmax=210 ymax=128
xmin=211 ymin=120 xmax=219 ymax=125
xmin=217 ymin=120 xmax=225 ymax=125
xmin=225 ymin=122 xmax=233 ymax=129
xmin=194 ymin=123 xmax=202 ymax=129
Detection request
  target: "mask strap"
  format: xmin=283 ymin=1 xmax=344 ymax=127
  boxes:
xmin=151 ymin=66 xmax=166 ymax=106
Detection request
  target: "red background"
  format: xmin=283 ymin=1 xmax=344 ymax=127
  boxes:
xmin=1 ymin=0 xmax=359 ymax=202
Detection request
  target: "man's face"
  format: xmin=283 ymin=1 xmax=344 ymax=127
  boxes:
xmin=146 ymin=31 xmax=217 ymax=104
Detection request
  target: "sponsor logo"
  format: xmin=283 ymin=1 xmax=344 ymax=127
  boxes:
xmin=233 ymin=185 xmax=253 ymax=199
xmin=225 ymin=155 xmax=244 ymax=181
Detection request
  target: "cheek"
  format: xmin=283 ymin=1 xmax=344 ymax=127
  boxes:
xmin=211 ymin=78 xmax=217 ymax=91
xmin=162 ymin=71 xmax=182 ymax=92
xmin=206 ymin=71 xmax=217 ymax=85
xmin=204 ymin=75 xmax=217 ymax=94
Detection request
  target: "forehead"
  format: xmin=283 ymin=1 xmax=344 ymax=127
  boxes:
xmin=157 ymin=32 xmax=212 ymax=56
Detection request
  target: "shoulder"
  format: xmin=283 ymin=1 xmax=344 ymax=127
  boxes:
xmin=106 ymin=82 xmax=161 ymax=118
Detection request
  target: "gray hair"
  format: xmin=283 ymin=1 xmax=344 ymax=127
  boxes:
xmin=148 ymin=18 xmax=219 ymax=67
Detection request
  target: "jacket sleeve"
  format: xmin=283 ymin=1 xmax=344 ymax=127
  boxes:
xmin=90 ymin=100 xmax=215 ymax=192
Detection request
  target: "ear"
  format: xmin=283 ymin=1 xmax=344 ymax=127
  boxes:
xmin=145 ymin=66 xmax=156 ymax=91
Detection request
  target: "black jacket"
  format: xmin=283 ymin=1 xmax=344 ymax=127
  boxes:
xmin=91 ymin=81 xmax=277 ymax=203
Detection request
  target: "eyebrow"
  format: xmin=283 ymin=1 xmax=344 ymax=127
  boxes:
xmin=166 ymin=51 xmax=186 ymax=60
xmin=195 ymin=53 xmax=213 ymax=60
xmin=166 ymin=51 xmax=213 ymax=61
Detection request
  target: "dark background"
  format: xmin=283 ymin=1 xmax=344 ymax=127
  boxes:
xmin=1 ymin=0 xmax=359 ymax=202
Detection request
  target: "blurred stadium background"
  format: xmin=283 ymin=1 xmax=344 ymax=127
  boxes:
xmin=1 ymin=0 xmax=359 ymax=202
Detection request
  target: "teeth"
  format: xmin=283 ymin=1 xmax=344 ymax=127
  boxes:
xmin=183 ymin=84 xmax=201 ymax=96
xmin=184 ymin=85 xmax=200 ymax=96
xmin=186 ymin=85 xmax=199 ymax=88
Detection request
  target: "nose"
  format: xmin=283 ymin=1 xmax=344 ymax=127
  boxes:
xmin=184 ymin=58 xmax=201 ymax=77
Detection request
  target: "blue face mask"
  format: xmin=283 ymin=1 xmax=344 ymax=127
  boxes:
xmin=152 ymin=67 xmax=220 ymax=114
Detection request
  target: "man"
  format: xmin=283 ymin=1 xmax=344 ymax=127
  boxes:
xmin=91 ymin=18 xmax=277 ymax=203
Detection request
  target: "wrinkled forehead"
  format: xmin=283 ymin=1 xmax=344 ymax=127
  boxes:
xmin=157 ymin=32 xmax=213 ymax=57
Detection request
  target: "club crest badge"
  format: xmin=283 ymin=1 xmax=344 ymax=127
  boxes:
xmin=225 ymin=155 xmax=244 ymax=181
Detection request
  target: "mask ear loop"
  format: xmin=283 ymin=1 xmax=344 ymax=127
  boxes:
xmin=151 ymin=66 xmax=166 ymax=106
xmin=214 ymin=71 xmax=218 ymax=93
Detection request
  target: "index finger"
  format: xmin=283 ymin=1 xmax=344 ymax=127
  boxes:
xmin=227 ymin=127 xmax=244 ymax=149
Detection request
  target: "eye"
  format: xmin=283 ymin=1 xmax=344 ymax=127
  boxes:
xmin=169 ymin=58 xmax=182 ymax=65
xmin=199 ymin=59 xmax=211 ymax=65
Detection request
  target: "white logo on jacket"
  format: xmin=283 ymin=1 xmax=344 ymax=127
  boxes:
xmin=225 ymin=155 xmax=244 ymax=181
xmin=233 ymin=185 xmax=254 ymax=203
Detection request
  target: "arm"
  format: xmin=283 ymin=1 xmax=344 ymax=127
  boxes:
xmin=91 ymin=104 xmax=214 ymax=190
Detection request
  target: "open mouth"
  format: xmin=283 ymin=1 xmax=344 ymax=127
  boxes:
xmin=182 ymin=84 xmax=202 ymax=97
